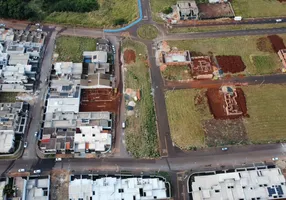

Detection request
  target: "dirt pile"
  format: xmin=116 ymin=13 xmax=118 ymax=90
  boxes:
xmin=256 ymin=37 xmax=274 ymax=53
xmin=267 ymin=35 xmax=286 ymax=52
xmin=216 ymin=56 xmax=246 ymax=73
xmin=124 ymin=49 xmax=136 ymax=64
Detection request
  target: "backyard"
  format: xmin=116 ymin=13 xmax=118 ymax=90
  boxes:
xmin=167 ymin=35 xmax=286 ymax=75
xmin=55 ymin=36 xmax=97 ymax=62
xmin=122 ymin=39 xmax=159 ymax=158
xmin=45 ymin=0 xmax=138 ymax=28
xmin=0 ymin=93 xmax=19 ymax=103
xmin=232 ymin=0 xmax=286 ymax=18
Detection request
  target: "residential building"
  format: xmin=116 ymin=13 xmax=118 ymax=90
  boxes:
xmin=80 ymin=73 xmax=112 ymax=88
xmin=69 ymin=176 xmax=171 ymax=200
xmin=176 ymin=1 xmax=199 ymax=20
xmin=190 ymin=167 xmax=286 ymax=200
xmin=12 ymin=176 xmax=50 ymax=200
xmin=0 ymin=180 xmax=6 ymax=200
xmin=162 ymin=50 xmax=191 ymax=66
xmin=0 ymin=64 xmax=36 ymax=84
xmin=82 ymin=62 xmax=110 ymax=75
xmin=83 ymin=51 xmax=108 ymax=63
xmin=0 ymin=28 xmax=14 ymax=44
xmin=8 ymin=54 xmax=29 ymax=66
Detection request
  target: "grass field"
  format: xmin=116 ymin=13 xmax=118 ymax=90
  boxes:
xmin=45 ymin=0 xmax=137 ymax=28
xmin=232 ymin=0 xmax=286 ymax=18
xmin=165 ymin=89 xmax=212 ymax=149
xmin=169 ymin=24 xmax=286 ymax=33
xmin=167 ymin=35 xmax=286 ymax=75
xmin=137 ymin=25 xmax=159 ymax=40
xmin=243 ymin=84 xmax=286 ymax=143
xmin=150 ymin=0 xmax=176 ymax=22
xmin=0 ymin=92 xmax=19 ymax=103
xmin=162 ymin=66 xmax=191 ymax=81
xmin=122 ymin=39 xmax=159 ymax=158
xmin=252 ymin=56 xmax=277 ymax=74
xmin=55 ymin=36 xmax=97 ymax=62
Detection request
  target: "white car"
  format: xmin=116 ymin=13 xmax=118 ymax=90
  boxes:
xmin=35 ymin=132 xmax=38 ymax=137
xmin=36 ymin=28 xmax=42 ymax=32
xmin=122 ymin=122 xmax=126 ymax=129
xmin=221 ymin=147 xmax=228 ymax=151
xmin=272 ymin=157 xmax=279 ymax=161
xmin=56 ymin=158 xmax=62 ymax=161
xmin=33 ymin=169 xmax=41 ymax=174
xmin=24 ymin=142 xmax=28 ymax=148
xmin=18 ymin=169 xmax=25 ymax=172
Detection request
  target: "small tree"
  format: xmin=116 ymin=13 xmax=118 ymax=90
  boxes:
xmin=162 ymin=7 xmax=173 ymax=14
xmin=3 ymin=184 xmax=14 ymax=197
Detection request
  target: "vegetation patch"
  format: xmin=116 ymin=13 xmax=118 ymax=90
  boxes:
xmin=55 ymin=36 xmax=97 ymax=62
xmin=137 ymin=25 xmax=159 ymax=40
xmin=165 ymin=89 xmax=212 ymax=149
xmin=231 ymin=0 xmax=286 ymax=18
xmin=243 ymin=84 xmax=286 ymax=143
xmin=167 ymin=35 xmax=286 ymax=74
xmin=162 ymin=66 xmax=191 ymax=81
xmin=252 ymin=56 xmax=277 ymax=74
xmin=123 ymin=39 xmax=159 ymax=158
xmin=0 ymin=92 xmax=19 ymax=103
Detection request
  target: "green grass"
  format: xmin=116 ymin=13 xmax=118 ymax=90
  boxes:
xmin=165 ymin=89 xmax=212 ymax=149
xmin=150 ymin=0 xmax=176 ymax=23
xmin=44 ymin=0 xmax=137 ymax=28
xmin=167 ymin=35 xmax=286 ymax=75
xmin=252 ymin=56 xmax=277 ymax=74
xmin=123 ymin=39 xmax=159 ymax=158
xmin=170 ymin=24 xmax=286 ymax=33
xmin=137 ymin=25 xmax=159 ymax=40
xmin=162 ymin=66 xmax=191 ymax=81
xmin=55 ymin=36 xmax=97 ymax=62
xmin=0 ymin=92 xmax=19 ymax=103
xmin=243 ymin=84 xmax=286 ymax=143
xmin=232 ymin=0 xmax=286 ymax=18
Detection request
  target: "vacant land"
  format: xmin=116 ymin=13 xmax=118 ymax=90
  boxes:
xmin=55 ymin=36 xmax=97 ymax=62
xmin=169 ymin=24 xmax=286 ymax=34
xmin=150 ymin=0 xmax=176 ymax=22
xmin=162 ymin=66 xmax=191 ymax=81
xmin=165 ymin=89 xmax=212 ymax=149
xmin=168 ymin=35 xmax=286 ymax=74
xmin=243 ymin=84 xmax=286 ymax=143
xmin=198 ymin=3 xmax=234 ymax=19
xmin=50 ymin=170 xmax=69 ymax=200
xmin=252 ymin=56 xmax=277 ymax=74
xmin=232 ymin=0 xmax=286 ymax=18
xmin=0 ymin=92 xmax=19 ymax=103
xmin=45 ymin=0 xmax=137 ymax=28
xmin=123 ymin=39 xmax=159 ymax=158
xmin=137 ymin=25 xmax=159 ymax=40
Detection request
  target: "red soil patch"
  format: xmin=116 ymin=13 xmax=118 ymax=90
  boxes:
xmin=267 ymin=35 xmax=286 ymax=52
xmin=278 ymin=0 xmax=286 ymax=2
xmin=124 ymin=49 xmax=136 ymax=64
xmin=216 ymin=56 xmax=246 ymax=73
xmin=206 ymin=88 xmax=248 ymax=119
xmin=79 ymin=88 xmax=120 ymax=113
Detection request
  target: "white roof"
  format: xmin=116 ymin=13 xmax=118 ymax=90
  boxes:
xmin=54 ymin=62 xmax=82 ymax=75
xmin=83 ymin=51 xmax=107 ymax=63
xmin=46 ymin=98 xmax=80 ymax=113
xmin=69 ymin=177 xmax=168 ymax=200
xmin=192 ymin=168 xmax=286 ymax=200
xmin=0 ymin=181 xmax=6 ymax=200
xmin=0 ymin=131 xmax=14 ymax=153
xmin=74 ymin=126 xmax=111 ymax=152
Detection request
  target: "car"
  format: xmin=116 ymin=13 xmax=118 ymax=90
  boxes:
xmin=24 ymin=142 xmax=28 ymax=148
xmin=272 ymin=157 xmax=279 ymax=161
xmin=33 ymin=169 xmax=41 ymax=174
xmin=18 ymin=169 xmax=25 ymax=172
xmin=276 ymin=19 xmax=282 ymax=23
xmin=55 ymin=158 xmax=62 ymax=161
xmin=122 ymin=122 xmax=126 ymax=129
xmin=0 ymin=24 xmax=5 ymax=27
xmin=36 ymin=28 xmax=42 ymax=32
xmin=35 ymin=132 xmax=38 ymax=136
xmin=221 ymin=147 xmax=228 ymax=151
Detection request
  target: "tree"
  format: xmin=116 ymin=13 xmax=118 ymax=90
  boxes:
xmin=3 ymin=184 xmax=14 ymax=197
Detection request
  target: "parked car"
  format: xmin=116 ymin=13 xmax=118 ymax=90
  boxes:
xmin=24 ymin=142 xmax=28 ymax=148
xmin=36 ymin=28 xmax=42 ymax=32
xmin=18 ymin=169 xmax=25 ymax=172
xmin=272 ymin=157 xmax=279 ymax=161
xmin=35 ymin=132 xmax=38 ymax=137
xmin=35 ymin=23 xmax=40 ymax=26
xmin=122 ymin=122 xmax=126 ymax=129
xmin=56 ymin=158 xmax=62 ymax=162
xmin=221 ymin=147 xmax=228 ymax=151
xmin=33 ymin=169 xmax=41 ymax=174
xmin=0 ymin=24 xmax=5 ymax=27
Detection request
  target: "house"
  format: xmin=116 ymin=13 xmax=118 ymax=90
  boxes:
xmin=278 ymin=49 xmax=286 ymax=69
xmin=83 ymin=51 xmax=107 ymax=63
xmin=162 ymin=50 xmax=191 ymax=66
xmin=176 ymin=1 xmax=199 ymax=20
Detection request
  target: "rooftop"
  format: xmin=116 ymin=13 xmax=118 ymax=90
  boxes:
xmin=69 ymin=177 xmax=169 ymax=200
xmin=191 ymin=168 xmax=286 ymax=200
xmin=83 ymin=51 xmax=108 ymax=63
xmin=46 ymin=97 xmax=80 ymax=113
